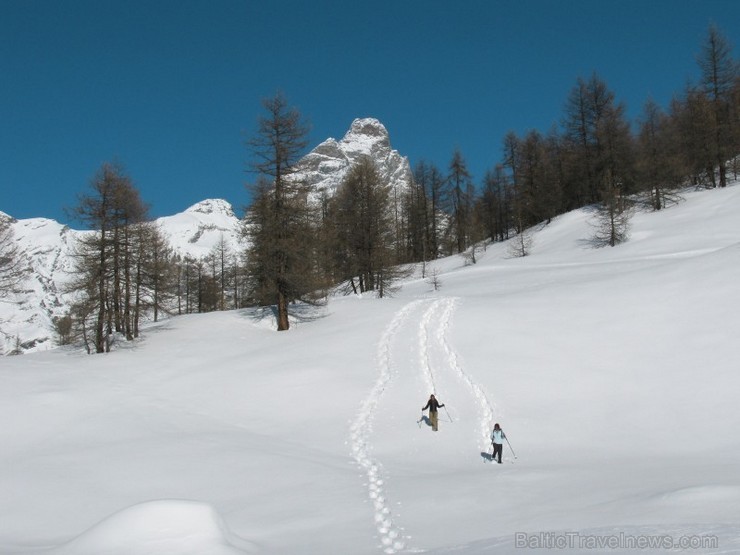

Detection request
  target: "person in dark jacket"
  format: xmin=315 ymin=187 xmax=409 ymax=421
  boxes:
xmin=421 ymin=394 xmax=445 ymax=431
xmin=490 ymin=423 xmax=506 ymax=463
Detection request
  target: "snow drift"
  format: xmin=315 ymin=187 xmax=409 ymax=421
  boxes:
xmin=39 ymin=500 xmax=253 ymax=555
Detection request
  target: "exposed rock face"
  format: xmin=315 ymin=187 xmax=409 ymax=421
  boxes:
xmin=293 ymin=117 xmax=412 ymax=200
xmin=0 ymin=216 xmax=79 ymax=354
xmin=0 ymin=118 xmax=411 ymax=354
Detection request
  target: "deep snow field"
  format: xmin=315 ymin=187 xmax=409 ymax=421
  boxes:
xmin=1 ymin=184 xmax=739 ymax=554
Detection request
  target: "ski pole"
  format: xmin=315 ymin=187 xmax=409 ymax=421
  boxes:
xmin=443 ymin=405 xmax=453 ymax=423
xmin=505 ymin=436 xmax=517 ymax=459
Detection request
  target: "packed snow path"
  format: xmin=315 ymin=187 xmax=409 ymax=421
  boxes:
xmin=349 ymin=296 xmax=497 ymax=553
xmin=423 ymin=297 xmax=497 ymax=451
xmin=349 ymin=299 xmax=423 ymax=554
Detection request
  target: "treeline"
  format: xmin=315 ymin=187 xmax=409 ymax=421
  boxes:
xmin=38 ymin=24 xmax=740 ymax=350
xmin=438 ymin=24 xmax=740 ymax=251
xmin=63 ymin=164 xmax=173 ymax=353
xmin=240 ymin=18 xmax=740 ymax=333
xmin=60 ymin=165 xmax=254 ymax=353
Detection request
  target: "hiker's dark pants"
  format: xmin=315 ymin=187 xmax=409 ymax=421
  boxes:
xmin=493 ymin=442 xmax=503 ymax=463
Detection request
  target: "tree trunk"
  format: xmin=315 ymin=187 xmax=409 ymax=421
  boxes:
xmin=277 ymin=291 xmax=290 ymax=331
xmin=95 ymin=231 xmax=106 ymax=354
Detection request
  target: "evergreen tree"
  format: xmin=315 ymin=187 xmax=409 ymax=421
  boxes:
xmin=732 ymin=77 xmax=740 ymax=179
xmin=327 ymin=157 xmax=406 ymax=297
xmin=476 ymin=165 xmax=512 ymax=243
xmin=208 ymin=234 xmax=233 ymax=311
xmin=67 ymin=163 xmax=148 ymax=353
xmin=697 ymin=24 xmax=738 ymax=187
xmin=592 ymin=173 xmax=634 ymax=248
xmin=562 ymin=74 xmax=634 ymax=208
xmin=244 ymin=93 xmax=322 ymax=330
xmin=0 ymin=215 xmax=24 ymax=299
xmin=447 ymin=149 xmax=474 ymax=253
xmin=671 ymin=89 xmax=716 ymax=185
xmin=128 ymin=222 xmax=177 ymax=326
xmin=636 ymin=99 xmax=683 ymax=210
xmin=418 ymin=161 xmax=446 ymax=259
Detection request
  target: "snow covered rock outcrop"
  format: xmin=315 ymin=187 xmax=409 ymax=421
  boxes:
xmin=0 ymin=216 xmax=80 ymax=354
xmin=294 ymin=117 xmax=412 ymax=199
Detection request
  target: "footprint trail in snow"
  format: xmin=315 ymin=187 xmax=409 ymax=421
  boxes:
xmin=349 ymin=300 xmax=422 ymax=554
xmin=350 ymin=296 xmax=499 ymax=553
xmin=432 ymin=297 xmax=497 ymax=451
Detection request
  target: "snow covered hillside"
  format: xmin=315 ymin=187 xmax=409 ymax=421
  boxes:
xmin=1 ymin=184 xmax=739 ymax=554
xmin=0 ymin=199 xmax=242 ymax=355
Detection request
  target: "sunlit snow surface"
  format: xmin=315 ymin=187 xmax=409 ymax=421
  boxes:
xmin=2 ymin=183 xmax=739 ymax=554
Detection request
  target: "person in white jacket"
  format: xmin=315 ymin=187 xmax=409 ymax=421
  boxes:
xmin=490 ymin=423 xmax=506 ymax=463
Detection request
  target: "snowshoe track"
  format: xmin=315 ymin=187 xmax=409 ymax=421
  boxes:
xmin=350 ymin=296 xmax=499 ymax=552
xmin=418 ymin=300 xmax=441 ymax=395
xmin=418 ymin=297 xmax=497 ymax=449
xmin=349 ymin=299 xmax=423 ymax=554
xmin=433 ymin=297 xmax=497 ymax=451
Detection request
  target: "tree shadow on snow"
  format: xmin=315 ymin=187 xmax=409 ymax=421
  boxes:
xmin=240 ymin=303 xmax=328 ymax=327
xmin=287 ymin=302 xmax=329 ymax=323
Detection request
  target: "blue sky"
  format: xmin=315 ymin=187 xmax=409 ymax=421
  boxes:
xmin=2 ymin=0 xmax=739 ymax=226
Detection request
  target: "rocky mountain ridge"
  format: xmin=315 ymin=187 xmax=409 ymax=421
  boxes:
xmin=0 ymin=118 xmax=411 ymax=354
xmin=293 ymin=117 xmax=411 ymax=199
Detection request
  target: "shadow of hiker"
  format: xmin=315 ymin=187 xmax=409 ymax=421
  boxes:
xmin=418 ymin=416 xmax=432 ymax=428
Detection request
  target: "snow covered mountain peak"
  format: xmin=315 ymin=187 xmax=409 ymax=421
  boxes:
xmin=294 ymin=117 xmax=411 ymax=198
xmin=348 ymin=116 xmax=388 ymax=135
xmin=155 ymin=199 xmax=241 ymax=258
xmin=342 ymin=117 xmax=391 ymax=151
xmin=183 ymin=198 xmax=236 ymax=219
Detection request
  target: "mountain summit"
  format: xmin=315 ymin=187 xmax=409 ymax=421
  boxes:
xmin=293 ymin=117 xmax=411 ymax=198
xmin=184 ymin=199 xmax=237 ymax=218
xmin=157 ymin=199 xmax=241 ymax=258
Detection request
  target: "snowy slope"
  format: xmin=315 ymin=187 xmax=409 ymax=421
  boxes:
xmin=1 ymin=184 xmax=739 ymax=554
